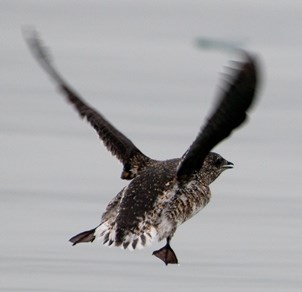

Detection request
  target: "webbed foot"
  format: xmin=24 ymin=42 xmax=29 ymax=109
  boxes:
xmin=152 ymin=239 xmax=178 ymax=265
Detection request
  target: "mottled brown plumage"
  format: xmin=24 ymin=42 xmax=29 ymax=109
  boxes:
xmin=24 ymin=30 xmax=259 ymax=265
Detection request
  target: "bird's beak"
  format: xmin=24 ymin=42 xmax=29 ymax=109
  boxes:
xmin=222 ymin=161 xmax=234 ymax=169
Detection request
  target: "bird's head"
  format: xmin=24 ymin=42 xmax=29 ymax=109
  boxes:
xmin=200 ymin=152 xmax=233 ymax=185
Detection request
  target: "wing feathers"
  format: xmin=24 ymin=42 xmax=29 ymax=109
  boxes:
xmin=24 ymin=29 xmax=152 ymax=179
xmin=177 ymin=53 xmax=259 ymax=179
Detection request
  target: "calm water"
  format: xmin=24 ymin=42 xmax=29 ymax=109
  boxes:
xmin=1 ymin=1 xmax=302 ymax=291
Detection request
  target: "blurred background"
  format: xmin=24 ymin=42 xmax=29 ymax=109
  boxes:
xmin=1 ymin=1 xmax=301 ymax=291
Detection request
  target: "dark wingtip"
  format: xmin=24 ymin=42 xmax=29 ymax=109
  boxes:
xmin=239 ymin=50 xmax=261 ymax=106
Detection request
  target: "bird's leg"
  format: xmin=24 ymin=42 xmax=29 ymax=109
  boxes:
xmin=152 ymin=237 xmax=178 ymax=265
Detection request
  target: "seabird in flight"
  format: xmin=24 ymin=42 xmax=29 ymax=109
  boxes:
xmin=24 ymin=30 xmax=259 ymax=265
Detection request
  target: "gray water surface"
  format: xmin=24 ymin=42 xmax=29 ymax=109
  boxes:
xmin=1 ymin=1 xmax=302 ymax=291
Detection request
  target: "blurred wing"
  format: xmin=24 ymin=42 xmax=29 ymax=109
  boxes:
xmin=177 ymin=52 xmax=259 ymax=179
xmin=24 ymin=29 xmax=153 ymax=180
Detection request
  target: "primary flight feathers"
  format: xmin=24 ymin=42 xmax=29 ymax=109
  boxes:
xmin=177 ymin=54 xmax=258 ymax=178
xmin=24 ymin=29 xmax=154 ymax=180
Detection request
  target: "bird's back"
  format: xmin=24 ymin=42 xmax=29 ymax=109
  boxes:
xmin=96 ymin=159 xmax=180 ymax=249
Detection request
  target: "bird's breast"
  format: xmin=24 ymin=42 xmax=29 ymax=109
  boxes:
xmin=164 ymin=182 xmax=211 ymax=226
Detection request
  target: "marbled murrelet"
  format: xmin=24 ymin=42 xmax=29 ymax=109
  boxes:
xmin=25 ymin=31 xmax=259 ymax=265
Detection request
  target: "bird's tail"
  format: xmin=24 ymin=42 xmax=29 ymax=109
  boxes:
xmin=69 ymin=228 xmax=96 ymax=246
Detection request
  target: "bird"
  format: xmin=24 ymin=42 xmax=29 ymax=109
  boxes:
xmin=24 ymin=30 xmax=259 ymax=265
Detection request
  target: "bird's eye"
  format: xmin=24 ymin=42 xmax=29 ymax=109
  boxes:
xmin=214 ymin=157 xmax=223 ymax=167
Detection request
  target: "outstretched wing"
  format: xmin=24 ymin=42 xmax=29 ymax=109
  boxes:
xmin=177 ymin=52 xmax=259 ymax=179
xmin=24 ymin=29 xmax=154 ymax=180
